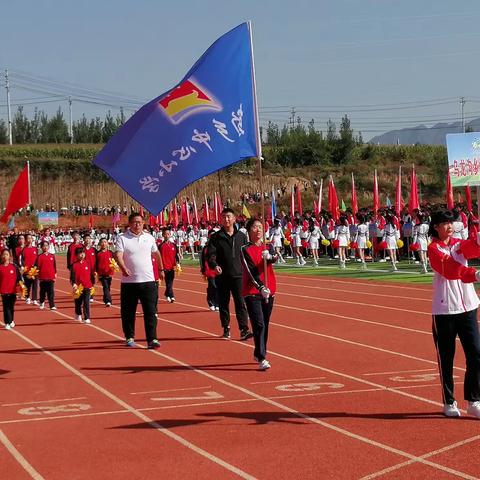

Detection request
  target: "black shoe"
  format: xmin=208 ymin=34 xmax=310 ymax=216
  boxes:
xmin=148 ymin=339 xmax=161 ymax=349
xmin=240 ymin=330 xmax=253 ymax=341
xmin=222 ymin=327 xmax=231 ymax=339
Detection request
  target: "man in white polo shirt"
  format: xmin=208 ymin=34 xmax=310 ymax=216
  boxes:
xmin=115 ymin=212 xmax=164 ymax=349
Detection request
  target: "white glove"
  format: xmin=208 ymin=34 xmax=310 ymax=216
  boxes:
xmin=260 ymin=286 xmax=271 ymax=300
xmin=261 ymin=249 xmax=272 ymax=261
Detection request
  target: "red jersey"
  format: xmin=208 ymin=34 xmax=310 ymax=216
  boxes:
xmin=96 ymin=250 xmax=114 ymax=277
xmin=0 ymin=263 xmax=20 ymax=294
xmin=70 ymin=260 xmax=94 ymax=289
xmin=67 ymin=242 xmax=83 ymax=269
xmin=20 ymin=246 xmax=38 ymax=270
xmin=159 ymin=241 xmax=179 ymax=271
xmin=240 ymin=244 xmax=276 ymax=296
xmin=84 ymin=247 xmax=97 ymax=273
xmin=36 ymin=253 xmax=57 ymax=281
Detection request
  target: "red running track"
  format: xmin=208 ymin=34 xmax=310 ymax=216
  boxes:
xmin=1 ymin=265 xmax=480 ymax=479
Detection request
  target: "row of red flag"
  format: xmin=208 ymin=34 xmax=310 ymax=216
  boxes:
xmin=0 ymin=163 xmax=474 ymax=227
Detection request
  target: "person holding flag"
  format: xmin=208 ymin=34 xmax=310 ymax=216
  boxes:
xmin=240 ymin=218 xmax=278 ymax=370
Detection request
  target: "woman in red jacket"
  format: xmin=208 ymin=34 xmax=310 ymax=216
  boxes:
xmin=0 ymin=249 xmax=22 ymax=329
xmin=241 ymin=218 xmax=278 ymax=370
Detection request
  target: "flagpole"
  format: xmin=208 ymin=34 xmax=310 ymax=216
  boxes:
xmin=248 ymin=20 xmax=268 ymax=288
xmin=27 ymin=161 xmax=31 ymax=206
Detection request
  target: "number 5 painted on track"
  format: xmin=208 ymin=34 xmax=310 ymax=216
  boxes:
xmin=18 ymin=403 xmax=91 ymax=416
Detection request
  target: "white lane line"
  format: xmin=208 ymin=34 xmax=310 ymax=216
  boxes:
xmin=178 ymin=276 xmax=431 ymax=303
xmin=174 ymin=285 xmax=434 ymax=336
xmin=2 ymin=397 xmax=87 ymax=407
xmin=8 ymin=323 xmax=257 ymax=480
xmin=250 ymin=376 xmax=326 ymax=385
xmin=363 ymin=368 xmax=437 ymax=376
xmin=176 ymin=283 xmax=430 ymax=317
xmin=0 ymin=429 xmax=45 ymax=480
xmin=360 ymin=434 xmax=480 ymax=480
xmin=0 ymin=409 xmax=129 ymax=425
xmin=130 ymin=386 xmax=211 ymax=395
xmin=179 ymin=269 xmax=433 ymax=292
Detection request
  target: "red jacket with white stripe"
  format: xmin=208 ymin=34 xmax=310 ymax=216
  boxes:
xmin=240 ymin=243 xmax=277 ymax=297
xmin=428 ymin=235 xmax=480 ymax=315
xmin=0 ymin=263 xmax=21 ymax=294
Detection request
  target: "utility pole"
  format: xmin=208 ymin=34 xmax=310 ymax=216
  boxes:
xmin=290 ymin=107 xmax=296 ymax=129
xmin=5 ymin=69 xmax=13 ymax=145
xmin=68 ymin=96 xmax=73 ymax=143
xmin=460 ymin=96 xmax=466 ymax=133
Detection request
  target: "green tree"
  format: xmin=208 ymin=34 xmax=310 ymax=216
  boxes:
xmin=12 ymin=106 xmax=30 ymax=143
xmin=46 ymin=108 xmax=69 ymax=143
xmin=102 ymin=110 xmax=117 ymax=142
xmin=0 ymin=119 xmax=7 ymax=143
xmin=73 ymin=115 xmax=91 ymax=143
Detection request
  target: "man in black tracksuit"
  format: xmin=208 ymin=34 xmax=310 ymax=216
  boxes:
xmin=207 ymin=208 xmax=253 ymax=340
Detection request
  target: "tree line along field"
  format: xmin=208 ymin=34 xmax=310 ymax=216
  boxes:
xmin=0 ymin=143 xmax=449 ymax=213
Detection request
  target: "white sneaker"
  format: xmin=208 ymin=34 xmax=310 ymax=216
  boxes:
xmin=50 ymin=306 xmax=57 ymax=311
xmin=443 ymin=401 xmax=461 ymax=417
xmin=5 ymin=323 xmax=12 ymax=330
xmin=209 ymin=305 xmax=216 ymax=311
xmin=90 ymin=298 xmax=94 ymax=303
xmin=166 ymin=296 xmax=172 ymax=303
xmin=467 ymin=401 xmax=480 ymax=418
xmin=106 ymin=302 xmax=112 ymax=307
xmin=25 ymin=298 xmax=31 ymax=304
xmin=84 ymin=319 xmax=91 ymax=324
xmin=258 ymin=359 xmax=271 ymax=371
xmin=215 ymin=306 xmax=219 ymax=311
xmin=39 ymin=302 xmax=45 ymax=310
xmin=32 ymin=300 xmax=39 ymax=305
xmin=74 ymin=314 xmax=82 ymax=322
xmin=10 ymin=321 xmax=15 ymax=328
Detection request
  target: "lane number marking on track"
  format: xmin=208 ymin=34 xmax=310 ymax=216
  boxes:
xmin=150 ymin=391 xmax=224 ymax=402
xmin=275 ymin=382 xmax=344 ymax=392
xmin=18 ymin=403 xmax=91 ymax=416
xmin=389 ymin=373 xmax=458 ymax=383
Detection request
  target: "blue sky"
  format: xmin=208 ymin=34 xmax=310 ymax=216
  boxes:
xmin=1 ymin=0 xmax=480 ymax=139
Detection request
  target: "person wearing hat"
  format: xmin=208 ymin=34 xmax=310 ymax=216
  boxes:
xmin=428 ymin=209 xmax=480 ymax=418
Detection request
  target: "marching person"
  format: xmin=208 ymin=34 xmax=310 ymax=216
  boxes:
xmin=428 ymin=209 xmax=480 ymax=418
xmin=200 ymin=231 xmax=219 ymax=311
xmin=0 ymin=249 xmax=22 ymax=330
xmin=19 ymin=233 xmax=39 ymax=304
xmin=36 ymin=240 xmax=57 ymax=310
xmin=383 ymin=214 xmax=400 ymax=271
xmin=67 ymin=232 xmax=83 ymax=270
xmin=413 ymin=212 xmax=430 ymax=274
xmin=355 ymin=214 xmax=370 ymax=269
xmin=70 ymin=246 xmax=95 ymax=324
xmin=270 ymin=219 xmax=286 ymax=263
xmin=159 ymin=227 xmax=180 ymax=303
xmin=115 ymin=212 xmax=164 ymax=349
xmin=96 ymin=238 xmax=115 ymax=306
xmin=335 ymin=216 xmax=350 ymax=269
xmin=241 ymin=218 xmax=278 ymax=370
xmin=306 ymin=218 xmax=324 ymax=266
xmin=207 ymin=208 xmax=253 ymax=340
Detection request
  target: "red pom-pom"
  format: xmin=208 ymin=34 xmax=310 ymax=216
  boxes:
xmin=349 ymin=241 xmax=358 ymax=249
xmin=409 ymin=243 xmax=420 ymax=252
xmin=301 ymin=240 xmax=308 ymax=248
xmin=194 ymin=240 xmax=200 ymax=246
xmin=378 ymin=240 xmax=388 ymax=250
xmin=332 ymin=239 xmax=340 ymax=248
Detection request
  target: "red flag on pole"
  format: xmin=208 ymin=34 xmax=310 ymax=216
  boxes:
xmin=465 ymin=185 xmax=472 ymax=212
xmin=318 ymin=178 xmax=323 ymax=214
xmin=351 ymin=172 xmax=358 ymax=216
xmin=216 ymin=192 xmax=223 ymax=220
xmin=446 ymin=172 xmax=454 ymax=210
xmin=409 ymin=165 xmax=419 ymax=214
xmin=290 ymin=186 xmax=295 ymax=218
xmin=149 ymin=214 xmax=156 ymax=227
xmin=313 ymin=200 xmax=319 ymax=216
xmin=0 ymin=163 xmax=30 ymax=224
xmin=328 ymin=175 xmax=340 ymax=221
xmin=296 ymin=185 xmax=303 ymax=215
xmin=186 ymin=201 xmax=191 ymax=224
xmin=213 ymin=193 xmax=218 ymax=223
xmin=172 ymin=198 xmax=179 ymax=227
xmin=373 ymin=169 xmax=379 ymax=216
xmin=395 ymin=166 xmax=403 ymax=217
xmin=204 ymin=193 xmax=210 ymax=222
xmin=193 ymin=195 xmax=199 ymax=225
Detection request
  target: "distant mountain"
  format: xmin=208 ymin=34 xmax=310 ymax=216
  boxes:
xmin=369 ymin=118 xmax=480 ymax=145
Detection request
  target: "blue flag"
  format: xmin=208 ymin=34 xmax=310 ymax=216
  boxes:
xmin=271 ymin=186 xmax=277 ymax=219
xmin=94 ymin=23 xmax=259 ymax=215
